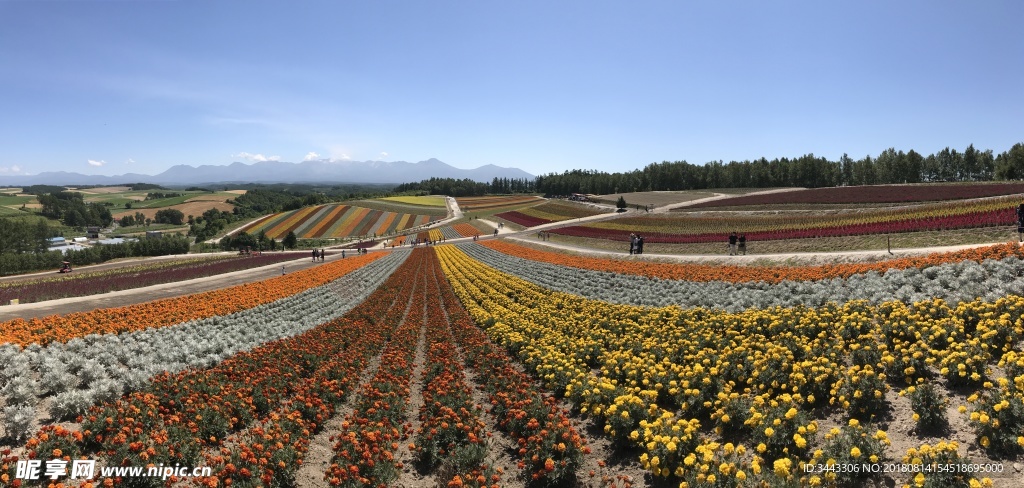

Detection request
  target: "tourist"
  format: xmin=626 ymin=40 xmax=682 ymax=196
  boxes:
xmin=728 ymin=232 xmax=738 ymax=256
xmin=629 ymin=233 xmax=636 ymax=255
xmin=738 ymin=234 xmax=746 ymax=255
xmin=312 ymin=248 xmax=318 ymax=262
xmin=637 ymin=235 xmax=645 ymax=254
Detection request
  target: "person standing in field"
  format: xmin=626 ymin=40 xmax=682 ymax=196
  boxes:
xmin=1017 ymin=203 xmax=1024 ymax=242
xmin=629 ymin=233 xmax=636 ymax=254
xmin=728 ymin=232 xmax=738 ymax=256
xmin=312 ymin=249 xmax=318 ymax=262
xmin=738 ymin=234 xmax=746 ymax=255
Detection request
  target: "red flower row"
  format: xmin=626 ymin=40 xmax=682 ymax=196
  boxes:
xmin=554 ymin=208 xmax=1015 ymax=243
xmin=428 ymin=249 xmax=588 ymax=486
xmin=495 ymin=211 xmax=553 ymax=228
xmin=411 ymin=266 xmax=498 ymax=485
xmin=196 ymin=251 xmax=425 ymax=487
xmin=325 ymin=249 xmax=432 ymax=487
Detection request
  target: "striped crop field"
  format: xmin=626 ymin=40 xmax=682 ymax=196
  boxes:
xmin=497 ymin=200 xmax=609 ymax=227
xmin=378 ymin=195 xmax=447 ymax=207
xmin=239 ymin=204 xmax=441 ymax=239
xmin=553 ymin=195 xmax=1022 ymax=244
xmin=455 ymin=195 xmax=543 ymax=212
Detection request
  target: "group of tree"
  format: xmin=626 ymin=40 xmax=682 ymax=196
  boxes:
xmin=37 ymin=191 xmax=113 ymax=228
xmin=118 ymin=212 xmax=151 ymax=228
xmin=0 ymin=218 xmax=52 ymax=255
xmin=0 ymin=234 xmax=191 ymax=276
xmin=188 ymin=208 xmax=235 ymax=243
xmin=393 ymin=177 xmax=536 ymax=197
xmin=219 ymin=229 xmax=290 ymax=252
xmin=532 ymin=143 xmax=1024 ymax=195
xmin=154 ymin=209 xmax=185 ymax=225
xmin=144 ymin=192 xmax=183 ymax=200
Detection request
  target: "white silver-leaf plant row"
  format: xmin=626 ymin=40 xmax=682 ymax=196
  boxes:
xmin=458 ymin=243 xmax=1024 ymax=311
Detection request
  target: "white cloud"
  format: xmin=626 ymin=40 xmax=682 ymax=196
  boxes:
xmin=303 ymin=152 xmax=320 ymax=161
xmin=0 ymin=165 xmax=22 ymax=174
xmin=88 ymin=159 xmax=106 ymax=167
xmin=234 ymin=152 xmax=280 ymax=162
xmin=379 ymin=151 xmax=389 ymax=160
xmin=126 ymin=158 xmax=136 ymax=164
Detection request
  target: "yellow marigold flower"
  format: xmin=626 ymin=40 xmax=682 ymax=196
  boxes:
xmin=848 ymin=419 xmax=859 ymax=427
xmin=914 ymin=472 xmax=926 ymax=487
xmin=765 ymin=427 xmax=775 ymax=437
xmin=773 ymin=458 xmax=791 ymax=477
xmin=850 ymin=446 xmax=862 ymax=458
xmin=757 ymin=442 xmax=767 ymax=453
xmin=980 ymin=436 xmax=990 ymax=448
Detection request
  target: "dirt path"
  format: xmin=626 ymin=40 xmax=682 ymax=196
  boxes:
xmin=392 ymin=310 xmax=429 ymax=487
xmin=294 ymin=351 xmax=386 ymax=488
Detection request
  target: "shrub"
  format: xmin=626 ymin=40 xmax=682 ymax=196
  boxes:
xmin=49 ymin=389 xmax=94 ymax=421
xmin=2 ymin=404 xmax=35 ymax=441
xmin=812 ymin=420 xmax=890 ymax=487
xmin=904 ymin=382 xmax=948 ymax=432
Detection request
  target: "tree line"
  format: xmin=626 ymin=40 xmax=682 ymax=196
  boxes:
xmin=393 ymin=177 xmax=537 ymax=197
xmin=534 ymin=143 xmax=1024 ymax=195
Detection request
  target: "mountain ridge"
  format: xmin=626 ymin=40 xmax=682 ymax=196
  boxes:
xmin=0 ymin=159 xmax=535 ymax=186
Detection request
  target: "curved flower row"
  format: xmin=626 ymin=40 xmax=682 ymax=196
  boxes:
xmin=0 ymin=251 xmax=420 ymax=488
xmin=431 ymin=247 xmax=588 ymax=486
xmin=324 ymin=249 xmax=430 ymax=487
xmin=590 ymin=195 xmax=1020 ymax=235
xmin=434 ymin=245 xmax=1018 ymax=485
xmin=482 ymin=240 xmax=1024 ymax=284
xmin=410 ymin=267 xmax=496 ymax=484
xmin=0 ymin=251 xmax=385 ymax=347
xmin=453 ymin=223 xmax=482 ymax=238
xmin=462 ymin=242 xmax=1024 ymax=311
xmin=195 ymin=250 xmax=423 ymax=487
xmin=0 ymin=253 xmax=303 ymax=305
xmin=0 ymin=251 xmax=410 ymax=439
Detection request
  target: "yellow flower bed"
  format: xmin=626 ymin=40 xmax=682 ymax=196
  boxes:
xmin=433 ymin=244 xmax=1024 ymax=484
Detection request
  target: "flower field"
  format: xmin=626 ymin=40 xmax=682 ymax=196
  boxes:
xmin=687 ymin=183 xmax=1024 ymax=208
xmin=455 ymin=195 xmax=544 ymax=212
xmin=554 ymin=196 xmax=1020 ymax=244
xmin=238 ymin=204 xmax=442 ymax=240
xmin=433 ymin=243 xmax=1022 ymax=487
xmin=0 ymin=254 xmax=304 ymax=304
xmin=3 ymin=228 xmax=1024 ymax=486
xmin=496 ymin=201 xmax=609 ymax=228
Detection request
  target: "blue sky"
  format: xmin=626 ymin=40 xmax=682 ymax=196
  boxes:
xmin=1 ymin=1 xmax=1021 ymax=179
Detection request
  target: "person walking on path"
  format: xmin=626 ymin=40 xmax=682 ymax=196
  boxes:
xmin=637 ymin=235 xmax=645 ymax=254
xmin=341 ymin=249 xmax=346 ymax=259
xmin=629 ymin=233 xmax=636 ymax=255
xmin=738 ymin=234 xmax=746 ymax=255
xmin=728 ymin=232 xmax=738 ymax=256
xmin=320 ymin=249 xmax=326 ymax=262
xmin=312 ymin=249 xmax=318 ymax=262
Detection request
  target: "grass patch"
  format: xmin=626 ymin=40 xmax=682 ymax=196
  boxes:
xmin=0 ymin=195 xmax=36 ymax=206
xmin=590 ymin=191 xmax=715 ymax=207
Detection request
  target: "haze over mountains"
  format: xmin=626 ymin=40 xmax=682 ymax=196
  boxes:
xmin=0 ymin=159 xmax=535 ymax=186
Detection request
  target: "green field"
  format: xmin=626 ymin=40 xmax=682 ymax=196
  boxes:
xmin=0 ymin=195 xmax=35 ymax=206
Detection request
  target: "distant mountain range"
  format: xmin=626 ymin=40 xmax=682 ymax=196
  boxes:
xmin=0 ymin=159 xmax=535 ymax=186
